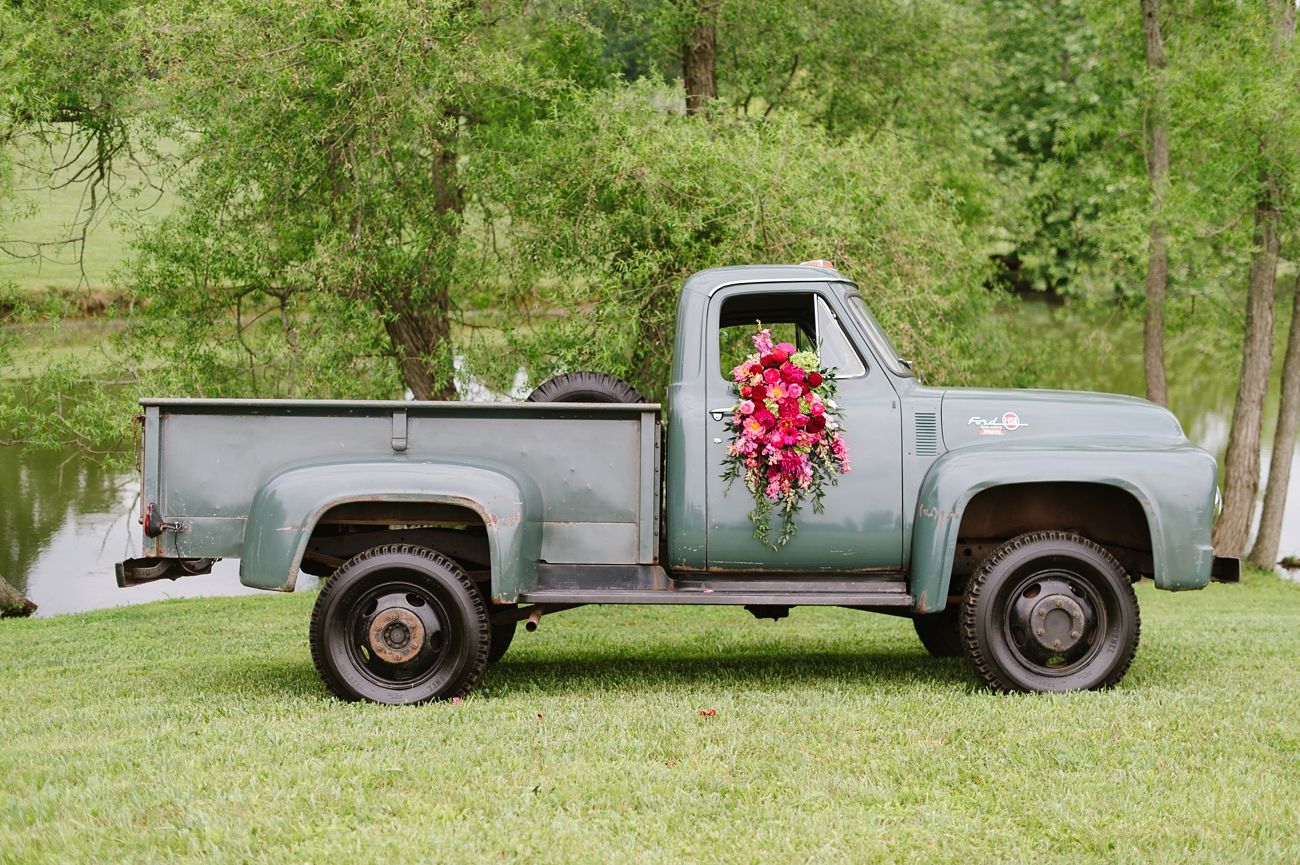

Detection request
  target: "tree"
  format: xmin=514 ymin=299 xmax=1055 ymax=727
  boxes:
xmin=1208 ymin=0 xmax=1299 ymax=557
xmin=1251 ymin=273 xmax=1300 ymax=568
xmin=127 ymin=0 xmax=545 ymax=401
xmin=680 ymin=0 xmax=718 ymax=114
xmin=466 ymin=83 xmax=997 ymax=400
xmin=1139 ymin=0 xmax=1170 ymax=405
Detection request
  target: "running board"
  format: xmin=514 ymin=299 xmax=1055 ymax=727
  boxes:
xmin=516 ymin=588 xmax=914 ymax=607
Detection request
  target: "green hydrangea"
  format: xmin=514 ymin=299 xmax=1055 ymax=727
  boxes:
xmin=790 ymin=350 xmax=820 ymax=372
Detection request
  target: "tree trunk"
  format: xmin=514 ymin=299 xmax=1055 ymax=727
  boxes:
xmin=382 ymin=140 xmax=460 ymax=401
xmin=384 ymin=289 xmax=455 ymax=400
xmin=1249 ymin=276 xmax=1300 ymax=568
xmin=1140 ymin=0 xmax=1169 ymax=406
xmin=0 ymin=571 xmax=36 ymax=618
xmin=1242 ymin=0 xmax=1295 ymax=567
xmin=1214 ymin=200 xmax=1281 ymax=557
xmin=682 ymin=2 xmax=717 ymax=116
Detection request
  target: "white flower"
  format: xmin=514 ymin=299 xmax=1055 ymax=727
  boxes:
xmin=827 ymin=421 xmax=839 ymax=430
xmin=827 ymin=399 xmax=838 ymax=410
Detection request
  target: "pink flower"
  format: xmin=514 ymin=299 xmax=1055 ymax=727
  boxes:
xmin=778 ymin=398 xmax=799 ymax=418
xmin=739 ymin=400 xmax=755 ymax=415
xmin=753 ymin=329 xmax=775 ymax=353
xmin=787 ymin=383 xmax=802 ymax=399
xmin=732 ymin=363 xmax=752 ymax=382
xmin=763 ymin=368 xmax=780 ymax=384
xmin=808 ymin=401 xmax=824 ymax=416
xmin=775 ymin=342 xmax=796 ymax=354
xmin=767 ymin=381 xmax=787 ymax=400
xmin=753 ymin=409 xmax=777 ymax=429
xmin=743 ymin=418 xmax=764 ymax=437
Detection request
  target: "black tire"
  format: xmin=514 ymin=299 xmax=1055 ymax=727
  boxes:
xmin=310 ymin=545 xmax=489 ymax=704
xmin=960 ymin=531 xmax=1140 ymax=694
xmin=488 ymin=620 xmax=517 ymax=664
xmin=526 ymin=371 xmax=646 ymax=404
xmin=913 ymin=607 xmax=963 ymax=657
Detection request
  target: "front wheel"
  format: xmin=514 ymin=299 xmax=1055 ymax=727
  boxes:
xmin=310 ymin=545 xmax=489 ymax=704
xmin=960 ymin=532 xmax=1139 ymax=693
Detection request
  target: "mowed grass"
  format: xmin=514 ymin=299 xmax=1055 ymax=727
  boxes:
xmin=2 ymin=572 xmax=1299 ymax=863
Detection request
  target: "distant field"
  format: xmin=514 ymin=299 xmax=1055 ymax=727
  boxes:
xmin=1 ymin=570 xmax=1298 ymax=862
xmin=0 ymin=144 xmax=175 ymax=296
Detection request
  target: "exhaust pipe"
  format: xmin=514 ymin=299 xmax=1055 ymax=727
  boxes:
xmin=526 ymin=605 xmax=545 ymax=632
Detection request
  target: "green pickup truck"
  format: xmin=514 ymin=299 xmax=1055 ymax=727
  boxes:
xmin=117 ymin=263 xmax=1236 ymax=703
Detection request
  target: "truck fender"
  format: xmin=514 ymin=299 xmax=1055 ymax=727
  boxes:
xmin=909 ymin=445 xmax=1216 ymax=613
xmin=239 ymin=459 xmax=543 ymax=601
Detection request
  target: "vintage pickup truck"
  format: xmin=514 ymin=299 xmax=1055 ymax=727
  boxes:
xmin=117 ymin=263 xmax=1237 ymax=704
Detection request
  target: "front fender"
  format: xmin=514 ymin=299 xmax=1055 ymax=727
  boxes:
xmin=909 ymin=442 xmax=1217 ymax=613
xmin=239 ymin=458 xmax=542 ymax=601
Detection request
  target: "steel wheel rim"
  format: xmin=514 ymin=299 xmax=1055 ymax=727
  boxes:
xmin=337 ymin=574 xmax=453 ymax=692
xmin=996 ymin=562 xmax=1110 ymax=678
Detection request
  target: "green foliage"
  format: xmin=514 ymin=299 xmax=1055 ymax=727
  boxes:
xmin=467 ymin=83 xmax=997 ymax=400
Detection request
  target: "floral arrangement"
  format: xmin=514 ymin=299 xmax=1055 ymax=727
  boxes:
xmin=721 ymin=327 xmax=851 ymax=548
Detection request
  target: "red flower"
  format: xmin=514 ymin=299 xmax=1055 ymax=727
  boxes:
xmin=763 ymin=368 xmax=780 ymax=384
xmin=748 ymin=363 xmax=764 ymax=376
xmin=760 ymin=353 xmax=779 ymax=368
xmin=807 ymin=415 xmax=826 ymax=432
xmin=750 ymin=385 xmax=767 ymax=400
xmin=778 ymin=398 xmax=799 ymax=418
xmin=740 ymin=386 xmax=752 ymax=397
xmin=753 ymin=409 xmax=777 ymax=429
xmin=770 ymin=348 xmax=788 ymax=364
xmin=807 ymin=371 xmax=823 ymax=387
xmin=780 ymin=366 xmax=796 ymax=383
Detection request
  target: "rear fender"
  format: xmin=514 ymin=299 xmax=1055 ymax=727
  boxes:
xmin=240 ymin=459 xmax=542 ymax=601
xmin=909 ymin=444 xmax=1217 ymax=613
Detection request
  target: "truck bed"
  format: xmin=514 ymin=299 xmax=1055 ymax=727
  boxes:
xmin=138 ymin=398 xmax=661 ymax=595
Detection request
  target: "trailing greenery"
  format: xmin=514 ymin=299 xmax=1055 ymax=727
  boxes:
xmin=1 ymin=570 xmax=1298 ymax=861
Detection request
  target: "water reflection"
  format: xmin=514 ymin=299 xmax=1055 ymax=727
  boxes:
xmin=0 ymin=446 xmax=263 ymax=616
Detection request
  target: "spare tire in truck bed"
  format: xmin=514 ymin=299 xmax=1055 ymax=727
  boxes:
xmin=526 ymin=371 xmax=646 ymax=404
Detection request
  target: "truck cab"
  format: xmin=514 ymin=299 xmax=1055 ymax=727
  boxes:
xmin=118 ymin=263 xmax=1235 ymax=703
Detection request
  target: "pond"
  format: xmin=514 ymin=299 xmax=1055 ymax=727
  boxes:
xmin=3 ymin=304 xmax=1298 ymax=616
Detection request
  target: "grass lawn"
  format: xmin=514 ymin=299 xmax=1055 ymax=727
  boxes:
xmin=2 ymin=571 xmax=1299 ymax=863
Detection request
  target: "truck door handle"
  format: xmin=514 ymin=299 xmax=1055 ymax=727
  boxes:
xmin=709 ymin=407 xmax=731 ymax=421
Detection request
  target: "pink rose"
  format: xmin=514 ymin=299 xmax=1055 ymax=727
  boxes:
xmin=763 ymin=368 xmax=780 ymax=384
xmin=739 ymin=400 xmax=755 ymax=415
xmin=809 ymin=401 xmax=824 ymax=416
xmin=787 ymin=383 xmax=802 ymax=398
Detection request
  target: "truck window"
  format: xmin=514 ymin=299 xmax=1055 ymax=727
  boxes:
xmin=815 ymin=297 xmax=866 ymax=378
xmin=717 ymin=292 xmax=816 ymax=379
xmin=845 ymin=293 xmax=912 ymax=377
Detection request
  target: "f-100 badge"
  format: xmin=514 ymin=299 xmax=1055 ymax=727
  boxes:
xmin=967 ymin=413 xmax=1026 ymax=435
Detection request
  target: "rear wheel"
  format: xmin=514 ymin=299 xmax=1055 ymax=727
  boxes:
xmin=310 ymin=545 xmax=489 ymax=704
xmin=960 ymin=531 xmax=1139 ymax=693
xmin=912 ymin=607 xmax=963 ymax=657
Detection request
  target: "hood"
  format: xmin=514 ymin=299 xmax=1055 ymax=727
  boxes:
xmin=940 ymin=388 xmax=1186 ymax=450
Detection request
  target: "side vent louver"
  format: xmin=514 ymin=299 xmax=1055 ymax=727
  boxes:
xmin=915 ymin=412 xmax=939 ymax=456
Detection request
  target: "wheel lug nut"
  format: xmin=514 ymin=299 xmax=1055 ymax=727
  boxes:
xmin=1036 ymin=628 xmax=1044 ymax=636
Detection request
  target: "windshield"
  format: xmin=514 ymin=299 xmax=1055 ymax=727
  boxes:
xmin=845 ymin=294 xmax=913 ymax=377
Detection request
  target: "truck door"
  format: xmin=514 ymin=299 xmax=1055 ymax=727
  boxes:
xmin=704 ymin=286 xmax=904 ymax=571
